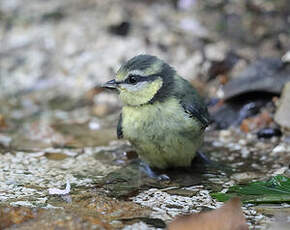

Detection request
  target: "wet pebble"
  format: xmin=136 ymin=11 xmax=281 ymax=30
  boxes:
xmin=257 ymin=127 xmax=282 ymax=139
xmin=231 ymin=172 xmax=262 ymax=183
xmin=108 ymin=21 xmax=131 ymax=36
xmin=275 ymin=82 xmax=290 ymax=132
xmin=0 ymin=134 xmax=12 ymax=148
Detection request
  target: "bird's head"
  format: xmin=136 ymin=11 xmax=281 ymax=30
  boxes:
xmin=104 ymin=55 xmax=175 ymax=106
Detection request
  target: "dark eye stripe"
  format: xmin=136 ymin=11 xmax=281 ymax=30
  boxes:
xmin=115 ymin=73 xmax=162 ymax=85
xmin=119 ymin=73 xmax=161 ymax=85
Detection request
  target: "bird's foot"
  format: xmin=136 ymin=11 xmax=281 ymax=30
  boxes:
xmin=157 ymin=174 xmax=170 ymax=181
xmin=139 ymin=162 xmax=170 ymax=181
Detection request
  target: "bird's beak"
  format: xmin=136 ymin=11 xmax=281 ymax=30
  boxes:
xmin=103 ymin=79 xmax=117 ymax=89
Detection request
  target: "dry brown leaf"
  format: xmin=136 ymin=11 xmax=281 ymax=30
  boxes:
xmin=240 ymin=110 xmax=273 ymax=133
xmin=0 ymin=114 xmax=7 ymax=129
xmin=240 ymin=119 xmax=250 ymax=133
xmin=168 ymin=197 xmax=248 ymax=230
xmin=218 ymin=74 xmax=229 ymax=85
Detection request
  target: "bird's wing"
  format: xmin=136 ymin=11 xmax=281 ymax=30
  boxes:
xmin=181 ymin=100 xmax=210 ymax=129
xmin=178 ymin=80 xmax=211 ymax=129
xmin=117 ymin=113 xmax=123 ymax=139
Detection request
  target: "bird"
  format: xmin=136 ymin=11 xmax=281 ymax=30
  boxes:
xmin=104 ymin=55 xmax=210 ymax=170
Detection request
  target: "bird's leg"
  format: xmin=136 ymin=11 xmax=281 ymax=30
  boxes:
xmin=139 ymin=161 xmax=170 ymax=181
xmin=195 ymin=150 xmax=212 ymax=165
xmin=193 ymin=150 xmax=232 ymax=173
xmin=189 ymin=150 xmax=213 ymax=172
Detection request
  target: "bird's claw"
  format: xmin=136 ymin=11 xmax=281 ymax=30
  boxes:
xmin=139 ymin=162 xmax=170 ymax=181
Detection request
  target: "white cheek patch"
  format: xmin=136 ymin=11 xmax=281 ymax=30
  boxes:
xmin=121 ymin=81 xmax=148 ymax=92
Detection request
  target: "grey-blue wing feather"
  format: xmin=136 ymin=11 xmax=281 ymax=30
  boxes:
xmin=181 ymin=102 xmax=210 ymax=128
xmin=117 ymin=113 xmax=123 ymax=139
xmin=177 ymin=79 xmax=210 ymax=129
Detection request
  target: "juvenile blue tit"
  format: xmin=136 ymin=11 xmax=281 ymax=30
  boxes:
xmin=104 ymin=55 xmax=210 ymax=169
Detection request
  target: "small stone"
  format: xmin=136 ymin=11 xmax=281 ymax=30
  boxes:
xmin=241 ymin=148 xmax=250 ymax=158
xmin=88 ymin=121 xmax=101 ymax=130
xmin=10 ymin=201 xmax=34 ymax=207
xmin=272 ymin=144 xmax=287 ymax=153
xmin=108 ymin=21 xmax=130 ymax=36
xmin=124 ymin=151 xmax=138 ymax=160
xmin=273 ymin=167 xmax=288 ymax=176
xmin=205 ymin=42 xmax=228 ymax=61
xmin=231 ymin=172 xmax=261 ymax=183
xmin=0 ymin=134 xmax=12 ymax=148
xmin=281 ymin=51 xmax=290 ymax=63
xmin=165 ymin=188 xmax=198 ymax=197
xmin=48 ymin=180 xmax=71 ymax=195
xmin=219 ymin=130 xmax=231 ymax=138
xmin=275 ymin=82 xmax=290 ymax=132
xmin=238 ymin=139 xmax=246 ymax=145
xmin=257 ymin=128 xmax=282 ymax=139
xmin=122 ymin=222 xmax=154 ymax=230
xmin=44 ymin=152 xmax=69 ymax=160
xmin=178 ymin=0 xmax=196 ymax=10
xmin=92 ymin=104 xmax=110 ymax=117
xmin=179 ymin=17 xmax=208 ymax=38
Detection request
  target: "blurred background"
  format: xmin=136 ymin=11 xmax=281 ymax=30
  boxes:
xmin=0 ymin=1 xmax=290 ymax=229
xmin=1 ymin=0 xmax=289 ymax=150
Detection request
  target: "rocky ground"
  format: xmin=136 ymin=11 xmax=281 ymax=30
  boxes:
xmin=0 ymin=0 xmax=290 ymax=229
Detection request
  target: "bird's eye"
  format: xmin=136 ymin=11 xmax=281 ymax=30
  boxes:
xmin=127 ymin=75 xmax=138 ymax=84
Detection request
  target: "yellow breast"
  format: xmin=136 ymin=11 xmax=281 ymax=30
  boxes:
xmin=121 ymin=97 xmax=203 ymax=168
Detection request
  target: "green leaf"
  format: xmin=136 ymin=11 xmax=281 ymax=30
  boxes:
xmin=211 ymin=175 xmax=290 ymax=203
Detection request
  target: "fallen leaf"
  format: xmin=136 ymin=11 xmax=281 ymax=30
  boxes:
xmin=168 ymin=197 xmax=248 ymax=230
xmin=212 ymin=175 xmax=290 ymax=204
xmin=240 ymin=110 xmax=273 ymax=133
xmin=44 ymin=152 xmax=69 ymax=160
xmin=240 ymin=119 xmax=250 ymax=133
xmin=0 ymin=114 xmax=7 ymax=129
xmin=218 ymin=74 xmax=229 ymax=85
